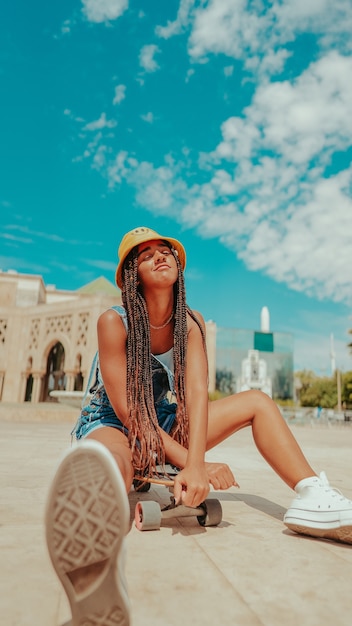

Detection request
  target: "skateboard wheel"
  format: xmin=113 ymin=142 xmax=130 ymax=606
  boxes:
xmin=197 ymin=498 xmax=222 ymax=527
xmin=133 ymin=478 xmax=151 ymax=492
xmin=135 ymin=501 xmax=162 ymax=531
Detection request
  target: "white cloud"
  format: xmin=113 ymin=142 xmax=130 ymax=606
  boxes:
xmin=139 ymin=44 xmax=160 ymax=72
xmin=236 ymin=169 xmax=352 ymax=303
xmin=187 ymin=0 xmax=352 ymax=75
xmin=154 ymin=0 xmax=352 ymax=79
xmin=273 ymin=0 xmax=352 ymax=51
xmin=198 ymin=51 xmax=352 ymax=304
xmin=94 ymin=50 xmax=352 ymax=306
xmin=185 ymin=68 xmax=195 ymax=82
xmin=2 ymin=225 xmax=89 ymax=246
xmin=61 ymin=19 xmax=72 ymax=35
xmin=156 ymin=0 xmax=195 ymax=39
xmin=74 ymin=112 xmax=116 ymax=163
xmin=0 ymin=233 xmax=33 ymax=245
xmin=224 ymin=65 xmax=234 ymax=77
xmin=84 ymin=113 xmax=117 ymax=131
xmin=140 ymin=112 xmax=154 ymax=124
xmin=244 ymin=52 xmax=352 ymax=164
xmin=92 ymin=144 xmax=109 ymax=170
xmin=81 ymin=0 xmax=128 ymax=23
xmin=84 ymin=258 xmax=117 ymax=272
xmin=113 ymin=84 xmax=126 ymax=105
xmin=189 ymin=0 xmax=269 ymax=61
xmin=106 ymin=150 xmax=133 ymax=186
xmin=72 ymin=4 xmax=352 ymax=309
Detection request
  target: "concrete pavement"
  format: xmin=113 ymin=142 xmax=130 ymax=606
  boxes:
xmin=1 ymin=411 xmax=352 ymax=626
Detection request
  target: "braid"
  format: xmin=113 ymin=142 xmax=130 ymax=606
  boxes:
xmin=170 ymin=254 xmax=188 ymax=446
xmin=171 ymin=252 xmax=207 ymax=447
xmin=121 ymin=250 xmax=164 ymax=475
xmin=121 ymin=246 xmax=208 ymax=476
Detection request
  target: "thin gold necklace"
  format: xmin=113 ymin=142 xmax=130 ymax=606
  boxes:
xmin=150 ymin=311 xmax=174 ymax=330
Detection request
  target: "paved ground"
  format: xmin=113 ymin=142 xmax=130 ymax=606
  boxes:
xmin=1 ymin=415 xmax=352 ymax=626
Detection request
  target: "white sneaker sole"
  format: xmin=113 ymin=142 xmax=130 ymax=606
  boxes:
xmin=45 ymin=440 xmax=130 ymax=626
xmin=284 ymin=517 xmax=352 ymax=544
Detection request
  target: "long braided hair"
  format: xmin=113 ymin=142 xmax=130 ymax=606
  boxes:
xmin=121 ymin=243 xmax=207 ymax=476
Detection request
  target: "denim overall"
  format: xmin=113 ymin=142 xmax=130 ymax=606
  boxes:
xmin=72 ymin=306 xmax=177 ymax=440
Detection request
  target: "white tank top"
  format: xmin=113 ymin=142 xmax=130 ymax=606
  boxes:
xmin=155 ymin=347 xmax=174 ymax=374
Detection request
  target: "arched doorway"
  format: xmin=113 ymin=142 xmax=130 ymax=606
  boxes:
xmin=24 ymin=357 xmax=33 ymax=402
xmin=41 ymin=342 xmax=66 ymax=402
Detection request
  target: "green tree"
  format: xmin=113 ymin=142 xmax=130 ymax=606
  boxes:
xmin=295 ymin=370 xmax=352 ymax=409
xmin=295 ymin=370 xmax=316 ymax=404
xmin=300 ymin=377 xmax=337 ymax=408
xmin=341 ymin=371 xmax=352 ymax=408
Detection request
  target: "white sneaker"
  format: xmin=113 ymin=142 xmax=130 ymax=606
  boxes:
xmin=284 ymin=471 xmax=352 ymax=544
xmin=45 ymin=440 xmax=130 ymax=626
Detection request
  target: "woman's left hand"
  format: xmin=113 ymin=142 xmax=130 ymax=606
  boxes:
xmin=205 ymin=462 xmax=239 ymax=490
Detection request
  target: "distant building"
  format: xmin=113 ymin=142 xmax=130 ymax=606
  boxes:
xmin=238 ymin=349 xmax=272 ymax=397
xmin=216 ymin=307 xmax=294 ymax=400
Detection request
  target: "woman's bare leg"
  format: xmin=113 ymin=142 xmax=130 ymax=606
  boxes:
xmin=87 ymin=426 xmax=134 ymax=492
xmin=207 ymin=390 xmax=316 ymax=489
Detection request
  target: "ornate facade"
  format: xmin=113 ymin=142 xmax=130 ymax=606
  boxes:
xmin=0 ymin=271 xmax=120 ymax=403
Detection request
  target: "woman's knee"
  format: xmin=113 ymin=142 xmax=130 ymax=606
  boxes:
xmin=249 ymin=388 xmax=270 ymax=403
xmin=235 ymin=389 xmax=277 ymax=419
xmin=245 ymin=389 xmax=283 ymax=424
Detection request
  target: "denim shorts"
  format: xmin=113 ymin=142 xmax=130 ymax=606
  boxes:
xmin=72 ymin=397 xmax=177 ymax=441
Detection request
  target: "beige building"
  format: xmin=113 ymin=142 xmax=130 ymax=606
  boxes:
xmin=0 ymin=270 xmax=215 ymax=404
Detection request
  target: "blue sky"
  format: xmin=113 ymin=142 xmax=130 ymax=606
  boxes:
xmin=1 ymin=0 xmax=352 ymax=374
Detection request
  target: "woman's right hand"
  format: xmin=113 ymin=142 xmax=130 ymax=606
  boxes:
xmin=173 ymin=464 xmax=210 ymax=508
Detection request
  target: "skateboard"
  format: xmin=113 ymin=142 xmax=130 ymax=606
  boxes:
xmin=133 ymin=466 xmax=223 ymax=531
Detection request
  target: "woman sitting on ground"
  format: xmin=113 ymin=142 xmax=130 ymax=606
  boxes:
xmin=46 ymin=226 xmax=352 ymax=626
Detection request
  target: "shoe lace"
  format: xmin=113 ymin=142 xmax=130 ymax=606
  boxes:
xmin=319 ymin=471 xmax=351 ymax=503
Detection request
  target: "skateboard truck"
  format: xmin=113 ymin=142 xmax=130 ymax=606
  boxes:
xmin=134 ymin=486 xmax=223 ymax=531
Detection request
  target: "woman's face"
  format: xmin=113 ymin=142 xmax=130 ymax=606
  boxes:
xmin=136 ymin=239 xmax=178 ymax=290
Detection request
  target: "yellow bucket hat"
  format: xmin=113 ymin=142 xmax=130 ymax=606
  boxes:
xmin=115 ymin=226 xmax=186 ymax=288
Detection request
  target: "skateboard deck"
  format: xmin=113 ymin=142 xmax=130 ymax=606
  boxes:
xmin=133 ymin=472 xmax=175 ymax=489
xmin=133 ymin=467 xmax=223 ymax=531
